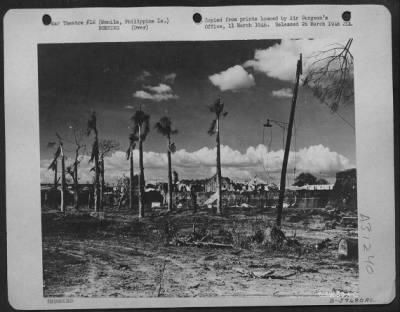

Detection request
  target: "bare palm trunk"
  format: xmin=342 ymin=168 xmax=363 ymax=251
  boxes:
xmin=138 ymin=134 xmax=145 ymax=218
xmin=94 ymin=134 xmax=100 ymax=212
xmin=167 ymin=136 xmax=173 ymax=212
xmin=100 ymin=156 xmax=105 ymax=213
xmin=53 ymin=161 xmax=58 ymax=210
xmin=216 ymin=118 xmax=222 ymax=215
xmin=60 ymin=145 xmax=66 ymax=214
xmin=129 ymin=148 xmax=134 ymax=210
xmin=73 ymin=153 xmax=79 ymax=210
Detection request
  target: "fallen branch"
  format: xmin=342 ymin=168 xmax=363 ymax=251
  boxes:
xmin=174 ymin=239 xmax=233 ymax=249
xmin=233 ymin=267 xmax=297 ymax=279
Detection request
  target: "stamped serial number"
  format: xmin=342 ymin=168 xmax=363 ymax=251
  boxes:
xmin=47 ymin=298 xmax=74 ymax=304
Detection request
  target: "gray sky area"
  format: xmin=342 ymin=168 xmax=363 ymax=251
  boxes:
xmin=39 ymin=39 xmax=355 ymax=185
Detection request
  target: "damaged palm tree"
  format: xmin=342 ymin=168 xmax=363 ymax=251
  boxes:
xmin=126 ymin=133 xmax=138 ymax=210
xmin=131 ymin=109 xmax=150 ymax=218
xmin=173 ymin=170 xmax=179 ymax=192
xmin=98 ymin=139 xmax=119 ymax=210
xmin=66 ymin=127 xmax=85 ymax=210
xmin=47 ymin=147 xmax=59 ymax=210
xmin=47 ymin=133 xmax=66 ymax=213
xmin=208 ymin=97 xmax=228 ymax=215
xmin=155 ymin=116 xmax=178 ymax=212
xmin=86 ymin=110 xmax=100 ymax=213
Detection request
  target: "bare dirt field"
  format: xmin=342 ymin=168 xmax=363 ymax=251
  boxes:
xmin=42 ymin=207 xmax=358 ymax=298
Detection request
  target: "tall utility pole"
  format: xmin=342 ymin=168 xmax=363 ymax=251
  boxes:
xmin=276 ymin=54 xmax=302 ymax=226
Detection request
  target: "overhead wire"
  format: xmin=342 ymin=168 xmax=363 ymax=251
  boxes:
xmin=261 ymin=125 xmax=273 ymax=184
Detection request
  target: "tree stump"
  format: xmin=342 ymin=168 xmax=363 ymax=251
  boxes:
xmin=338 ymin=237 xmax=358 ymax=260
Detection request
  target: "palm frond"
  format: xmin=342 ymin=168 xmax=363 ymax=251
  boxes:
xmin=169 ymin=142 xmax=176 ymax=153
xmin=126 ymin=132 xmax=137 ymax=160
xmin=48 ymin=159 xmax=57 ymax=170
xmin=129 ymin=133 xmax=138 ymax=145
xmin=47 ymin=142 xmax=57 ymax=148
xmin=89 ymin=141 xmax=98 ymax=163
xmin=208 ymin=119 xmax=217 ymax=136
xmin=87 ymin=110 xmax=97 ymax=136
xmin=154 ymin=121 xmax=166 ymax=136
xmin=173 ymin=170 xmax=178 ymax=182
xmin=54 ymin=146 xmax=61 ymax=159
xmin=155 ymin=116 xmax=178 ymax=137
xmin=209 ymin=98 xmax=224 ymax=115
xmin=142 ymin=115 xmax=150 ymax=140
xmin=131 ymin=110 xmax=150 ymax=141
xmin=131 ymin=110 xmax=145 ymax=126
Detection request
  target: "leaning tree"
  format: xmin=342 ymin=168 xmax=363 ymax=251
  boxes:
xmin=131 ymin=109 xmax=150 ymax=218
xmin=155 ymin=116 xmax=178 ymax=212
xmin=47 ymin=132 xmax=66 ymax=213
xmin=207 ymin=98 xmax=228 ymax=215
xmin=86 ymin=110 xmax=100 ymax=213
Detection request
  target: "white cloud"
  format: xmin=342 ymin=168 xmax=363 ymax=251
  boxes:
xmin=209 ymin=65 xmax=255 ymax=91
xmin=133 ymin=83 xmax=178 ymax=102
xmin=144 ymin=83 xmax=172 ymax=93
xmin=244 ymin=39 xmax=349 ymax=81
xmin=294 ymin=144 xmax=351 ymax=174
xmin=272 ymin=88 xmax=293 ymax=98
xmin=163 ymin=73 xmax=177 ymax=84
xmin=124 ymin=105 xmax=134 ymax=109
xmin=41 ymin=144 xmax=352 ymax=184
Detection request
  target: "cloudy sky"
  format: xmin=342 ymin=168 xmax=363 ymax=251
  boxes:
xmin=39 ymin=39 xmax=355 ymax=185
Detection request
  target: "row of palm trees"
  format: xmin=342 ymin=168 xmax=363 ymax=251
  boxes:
xmin=48 ymin=97 xmax=227 ymax=216
xmin=122 ymin=98 xmax=227 ymax=217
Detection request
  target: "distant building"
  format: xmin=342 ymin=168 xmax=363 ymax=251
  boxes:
xmin=177 ymin=179 xmax=193 ymax=192
xmin=174 ymin=179 xmax=206 ymax=192
xmin=288 ymin=184 xmax=334 ymax=191
xmin=204 ymin=174 xmax=233 ymax=192
xmin=333 ymin=168 xmax=357 ymax=210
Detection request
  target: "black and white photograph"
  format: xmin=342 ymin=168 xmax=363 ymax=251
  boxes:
xmin=4 ymin=4 xmax=395 ymax=309
xmin=39 ymin=38 xmax=359 ymax=298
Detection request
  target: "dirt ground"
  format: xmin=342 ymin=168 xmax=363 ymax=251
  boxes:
xmin=42 ymin=206 xmax=358 ymax=298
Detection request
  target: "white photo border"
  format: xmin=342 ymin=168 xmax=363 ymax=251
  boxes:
xmin=4 ymin=5 xmax=395 ymax=309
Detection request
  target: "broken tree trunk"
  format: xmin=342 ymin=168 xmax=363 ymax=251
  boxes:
xmin=338 ymin=237 xmax=358 ymax=260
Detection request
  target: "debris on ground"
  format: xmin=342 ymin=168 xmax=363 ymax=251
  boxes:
xmin=233 ymin=267 xmax=297 ymax=279
xmin=341 ymin=217 xmax=358 ymax=228
xmin=42 ymin=206 xmax=359 ymax=298
xmin=188 ymin=283 xmax=200 ymax=289
xmin=315 ymin=238 xmax=331 ymax=250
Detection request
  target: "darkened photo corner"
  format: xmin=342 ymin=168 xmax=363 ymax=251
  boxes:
xmin=39 ymin=39 xmax=358 ymax=298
